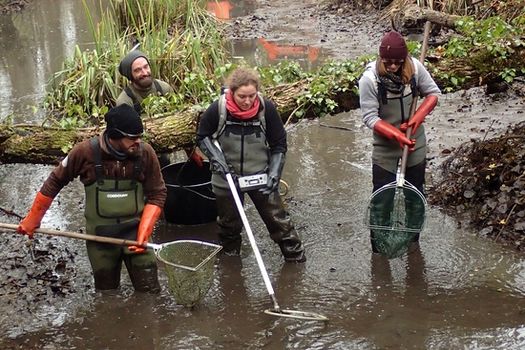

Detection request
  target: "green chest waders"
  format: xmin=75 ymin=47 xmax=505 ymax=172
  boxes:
xmin=83 ymin=137 xmax=159 ymax=292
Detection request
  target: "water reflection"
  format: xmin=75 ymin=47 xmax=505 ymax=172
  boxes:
xmin=207 ymin=0 xmax=325 ymax=69
xmin=0 ymin=0 xmax=102 ymax=122
xmin=207 ymin=1 xmax=233 ymax=20
xmin=230 ymin=34 xmax=324 ymax=70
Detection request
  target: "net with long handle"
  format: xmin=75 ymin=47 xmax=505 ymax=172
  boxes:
xmin=155 ymin=240 xmax=222 ymax=307
xmin=365 ymin=179 xmax=426 ymax=258
xmin=364 ymin=21 xmax=432 ymax=259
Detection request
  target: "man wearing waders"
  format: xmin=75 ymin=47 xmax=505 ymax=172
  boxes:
xmin=196 ymin=68 xmax=305 ymax=262
xmin=358 ymin=31 xmax=440 ymax=252
xmin=116 ymin=49 xmax=204 ymax=168
xmin=17 ymin=104 xmax=167 ymax=293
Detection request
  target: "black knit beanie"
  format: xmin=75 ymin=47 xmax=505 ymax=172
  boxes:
xmin=118 ymin=50 xmax=149 ymax=81
xmin=105 ymin=104 xmax=144 ymax=139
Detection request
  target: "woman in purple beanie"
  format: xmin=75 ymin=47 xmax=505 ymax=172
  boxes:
xmin=358 ymin=31 xmax=441 ymax=252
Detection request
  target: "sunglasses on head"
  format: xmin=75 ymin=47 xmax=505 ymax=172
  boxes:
xmin=381 ymin=59 xmax=405 ymax=66
xmin=115 ymin=128 xmax=143 ymax=140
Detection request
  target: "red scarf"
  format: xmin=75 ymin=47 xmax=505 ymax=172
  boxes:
xmin=225 ymin=90 xmax=260 ymax=120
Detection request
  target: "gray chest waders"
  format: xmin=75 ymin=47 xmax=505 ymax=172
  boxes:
xmin=212 ymin=103 xmax=270 ymax=193
xmin=373 ymin=78 xmax=426 ymax=173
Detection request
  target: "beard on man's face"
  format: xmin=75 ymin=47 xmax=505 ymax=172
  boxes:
xmin=133 ymin=75 xmax=153 ymax=89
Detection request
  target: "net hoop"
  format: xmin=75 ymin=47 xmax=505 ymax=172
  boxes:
xmin=366 ymin=224 xmax=422 ymax=233
xmin=370 ymin=180 xmax=427 ymax=204
xmin=155 ymin=240 xmax=222 ymax=272
xmin=264 ymin=308 xmax=329 ymax=321
xmin=364 ymin=180 xmax=427 ymax=231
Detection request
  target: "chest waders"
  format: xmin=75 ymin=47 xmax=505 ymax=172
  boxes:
xmin=211 ymin=93 xmax=269 ymax=195
xmin=210 ymin=98 xmax=305 ymax=262
xmin=373 ymin=76 xmax=426 ymax=174
xmin=84 ymin=137 xmax=160 ymax=293
xmin=369 ymin=72 xmax=428 ymax=257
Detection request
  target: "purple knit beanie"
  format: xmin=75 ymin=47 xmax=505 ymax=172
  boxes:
xmin=379 ymin=31 xmax=408 ymax=60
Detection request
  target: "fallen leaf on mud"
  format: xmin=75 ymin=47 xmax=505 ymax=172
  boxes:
xmin=514 ymin=221 xmax=525 ymax=231
xmin=464 ymin=190 xmax=475 ymax=198
xmin=479 ymin=227 xmax=493 ymax=235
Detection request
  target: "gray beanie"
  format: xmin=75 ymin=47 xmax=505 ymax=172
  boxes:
xmin=118 ymin=50 xmax=149 ymax=80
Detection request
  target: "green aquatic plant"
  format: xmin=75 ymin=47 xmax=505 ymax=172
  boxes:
xmin=44 ymin=0 xmax=229 ymax=126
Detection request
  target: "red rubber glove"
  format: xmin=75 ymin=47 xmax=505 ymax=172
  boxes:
xmin=129 ymin=204 xmax=162 ymax=253
xmin=406 ymin=95 xmax=438 ymax=135
xmin=374 ymin=120 xmax=415 ymax=151
xmin=17 ymin=192 xmax=54 ymax=238
xmin=185 ymin=147 xmax=204 ymax=167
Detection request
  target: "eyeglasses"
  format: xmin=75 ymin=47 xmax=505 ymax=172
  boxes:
xmin=381 ymin=59 xmax=405 ymax=66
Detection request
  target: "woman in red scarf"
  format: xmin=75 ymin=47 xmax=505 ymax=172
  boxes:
xmin=197 ymin=68 xmax=305 ymax=262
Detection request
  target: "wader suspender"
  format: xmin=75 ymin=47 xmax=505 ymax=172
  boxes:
xmin=124 ymin=79 xmax=164 ymax=113
xmin=212 ymin=92 xmax=266 ymax=140
xmin=89 ymin=138 xmax=143 ymax=185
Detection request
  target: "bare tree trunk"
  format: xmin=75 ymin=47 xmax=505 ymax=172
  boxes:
xmin=388 ymin=3 xmax=462 ymax=30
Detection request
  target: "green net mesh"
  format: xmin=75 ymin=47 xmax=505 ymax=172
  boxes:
xmin=156 ymin=240 xmax=222 ymax=307
xmin=366 ymin=183 xmax=426 ymax=258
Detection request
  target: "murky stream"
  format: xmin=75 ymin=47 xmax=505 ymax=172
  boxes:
xmin=1 ymin=1 xmax=524 ymax=349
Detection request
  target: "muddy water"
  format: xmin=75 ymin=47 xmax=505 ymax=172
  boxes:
xmin=1 ymin=1 xmax=525 ymax=349
xmin=0 ymin=0 xmax=102 ymax=122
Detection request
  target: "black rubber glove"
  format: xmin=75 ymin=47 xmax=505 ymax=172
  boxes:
xmin=197 ymin=137 xmax=230 ymax=175
xmin=261 ymin=152 xmax=285 ymax=195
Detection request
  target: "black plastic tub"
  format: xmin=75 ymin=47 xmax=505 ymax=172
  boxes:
xmin=161 ymin=161 xmax=217 ymax=225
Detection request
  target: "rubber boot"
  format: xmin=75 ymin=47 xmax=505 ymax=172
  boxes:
xmin=86 ymin=241 xmax=123 ymax=290
xmin=251 ymin=191 xmax=305 ymax=263
xmin=125 ymin=251 xmax=161 ymax=294
xmin=279 ymin=237 xmax=306 ymax=263
xmin=404 ymin=191 xmax=425 ymax=243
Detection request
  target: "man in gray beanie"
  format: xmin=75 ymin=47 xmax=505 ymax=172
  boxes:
xmin=116 ymin=49 xmax=173 ymax=113
xmin=116 ymin=49 xmax=204 ymax=168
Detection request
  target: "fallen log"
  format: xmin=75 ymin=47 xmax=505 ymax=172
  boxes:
xmin=390 ymin=4 xmax=462 ymax=30
xmin=0 ymin=110 xmax=198 ymax=165
xmin=0 ymin=79 xmax=327 ymax=165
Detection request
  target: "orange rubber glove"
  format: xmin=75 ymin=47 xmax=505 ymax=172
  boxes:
xmin=406 ymin=95 xmax=438 ymax=135
xmin=374 ymin=119 xmax=415 ymax=151
xmin=17 ymin=192 xmax=54 ymax=238
xmin=185 ymin=147 xmax=204 ymax=167
xmin=129 ymin=204 xmax=162 ymax=253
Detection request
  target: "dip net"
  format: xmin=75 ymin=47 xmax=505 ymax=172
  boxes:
xmin=156 ymin=240 xmax=222 ymax=307
xmin=365 ymin=180 xmax=426 ymax=258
